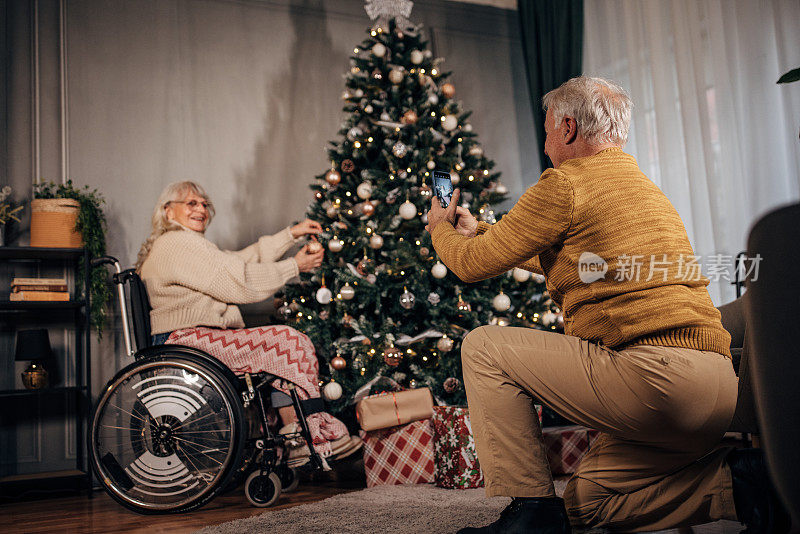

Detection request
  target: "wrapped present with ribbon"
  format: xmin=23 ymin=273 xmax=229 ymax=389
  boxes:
xmin=356 ymin=387 xmax=434 ymax=431
xmin=541 ymin=425 xmax=601 ymax=475
xmin=431 ymin=406 xmax=483 ymax=489
xmin=361 ymin=418 xmax=435 ymax=487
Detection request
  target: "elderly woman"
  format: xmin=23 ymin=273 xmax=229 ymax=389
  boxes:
xmin=137 ymin=181 xmax=360 ymax=466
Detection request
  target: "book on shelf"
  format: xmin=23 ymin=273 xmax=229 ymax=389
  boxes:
xmin=9 ymin=291 xmax=70 ymax=302
xmin=11 ymin=277 xmax=68 ymax=293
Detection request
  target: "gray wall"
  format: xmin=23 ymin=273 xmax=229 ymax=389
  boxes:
xmin=1 ymin=0 xmax=538 ymax=476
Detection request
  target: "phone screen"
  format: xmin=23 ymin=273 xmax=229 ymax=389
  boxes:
xmin=432 ymin=170 xmax=454 ymax=208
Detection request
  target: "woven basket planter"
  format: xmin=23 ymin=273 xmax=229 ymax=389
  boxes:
xmin=31 ymin=198 xmax=82 ymax=248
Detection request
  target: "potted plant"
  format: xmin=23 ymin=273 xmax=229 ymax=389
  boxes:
xmin=33 ymin=180 xmax=111 ymax=334
xmin=0 ymin=186 xmax=24 ymax=246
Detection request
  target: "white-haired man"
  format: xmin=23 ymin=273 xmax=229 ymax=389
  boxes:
xmin=426 ymin=77 xmax=789 ymax=533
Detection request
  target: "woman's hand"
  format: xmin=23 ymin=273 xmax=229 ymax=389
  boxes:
xmin=454 ymin=206 xmax=479 ymax=238
xmin=291 ymin=219 xmax=323 ymax=239
xmin=294 ymin=244 xmax=324 ymax=272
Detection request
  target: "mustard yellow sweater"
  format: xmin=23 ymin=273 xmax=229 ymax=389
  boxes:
xmin=431 ymin=147 xmax=731 ymax=357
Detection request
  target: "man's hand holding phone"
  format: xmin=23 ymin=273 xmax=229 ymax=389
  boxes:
xmin=425 ymin=188 xmax=461 ymax=234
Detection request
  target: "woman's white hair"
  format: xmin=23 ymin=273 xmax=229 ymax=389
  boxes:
xmin=135 ymin=181 xmax=215 ymax=271
xmin=543 ymin=76 xmax=633 ymax=146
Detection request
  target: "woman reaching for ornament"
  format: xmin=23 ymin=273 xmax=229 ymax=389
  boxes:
xmin=137 ymin=180 xmax=362 ymax=466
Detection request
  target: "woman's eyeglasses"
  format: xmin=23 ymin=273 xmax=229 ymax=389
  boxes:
xmin=171 ymin=200 xmax=210 ymax=210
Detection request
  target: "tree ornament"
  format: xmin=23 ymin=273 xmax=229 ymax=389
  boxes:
xmin=399 ymin=200 xmax=417 ymax=219
xmin=342 ymin=313 xmax=354 ymax=328
xmin=457 ymin=295 xmax=472 ymax=314
xmin=437 ymin=335 xmax=454 ymax=352
xmin=372 ymin=42 xmax=387 ymax=57
xmin=357 ymin=181 xmax=373 ymax=199
xmin=389 ymin=68 xmax=404 ymax=84
xmin=364 ymin=104 xmax=374 ymax=114
xmin=442 ymin=114 xmax=458 ymax=131
xmin=533 ymin=273 xmax=546 ymax=284
xmin=419 ymin=246 xmax=430 ymax=257
xmin=443 ymin=377 xmax=461 ymax=393
xmin=424 ymin=49 xmax=433 ymax=58
xmin=410 ymin=49 xmax=424 ymax=64
xmin=366 ymin=273 xmax=377 ymax=284
xmin=340 ymin=282 xmax=355 ymax=300
xmin=361 ymin=337 xmax=372 ymax=346
xmin=464 ymin=123 xmax=473 ymax=132
xmin=361 ymin=201 xmax=375 ymax=216
xmin=420 ymin=212 xmax=428 ymax=224
xmin=398 ymin=169 xmax=408 ymax=179
xmin=354 ymin=89 xmax=364 ymax=98
xmin=441 ymin=83 xmax=456 ymax=98
xmin=449 ymin=170 xmax=460 ymax=185
xmin=419 ymin=183 xmax=432 ymax=198
xmin=323 ymin=381 xmax=343 ymax=401
xmin=426 ymin=160 xmax=436 ymax=170
xmin=316 ymin=277 xmax=332 ymax=304
xmin=431 ymin=261 xmax=447 ymax=279
xmin=408 ymin=379 xmax=417 ymax=389
xmin=369 ymin=234 xmax=384 ymax=249
xmin=401 ymin=110 xmax=418 ymax=124
xmin=307 ymin=240 xmax=323 ymax=254
xmin=347 ymin=127 xmax=363 ymax=140
xmin=331 ymin=355 xmax=347 ymax=370
xmin=326 ymin=169 xmax=341 ymax=185
xmin=496 ymin=182 xmax=508 ymax=195
xmin=357 ymin=254 xmax=374 ymax=275
xmin=392 ymin=141 xmax=409 ymax=158
xmin=372 ymin=69 xmax=383 ymax=80
xmin=380 ymin=111 xmax=391 ymax=121
xmin=383 ymin=343 xmax=403 ymax=367
xmin=399 ymin=287 xmax=415 ymax=310
xmin=468 ymin=145 xmax=484 ymax=157
xmin=314 ymin=191 xmax=324 ymax=201
xmin=341 ymin=159 xmax=355 ymax=173
xmin=541 ymin=310 xmax=557 ymax=326
xmin=427 ymin=292 xmax=441 ymax=305
xmin=512 ymin=267 xmax=531 ymax=283
xmin=278 ymin=304 xmax=293 ymax=319
xmin=326 ymin=205 xmax=339 ymax=218
xmin=328 ymin=238 xmax=344 ymax=252
xmin=428 ymin=93 xmax=439 ymax=105
xmin=492 ymin=291 xmax=511 ymax=312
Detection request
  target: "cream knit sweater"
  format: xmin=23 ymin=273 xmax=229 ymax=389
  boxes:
xmin=140 ymin=226 xmax=300 ymax=334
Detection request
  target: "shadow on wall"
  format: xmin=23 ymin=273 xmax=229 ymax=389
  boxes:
xmin=232 ymin=0 xmax=339 ymax=246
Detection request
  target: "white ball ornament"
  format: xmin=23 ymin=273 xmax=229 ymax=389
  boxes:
xmin=381 ymin=112 xmax=391 ymax=121
xmin=357 ymin=181 xmax=373 ymax=199
xmin=316 ymin=286 xmax=333 ymax=304
xmin=492 ymin=292 xmax=511 ymax=312
xmin=464 ymin=124 xmax=473 ymax=132
xmin=426 ymin=160 xmax=436 ymax=170
xmin=442 ymin=114 xmax=458 ymax=131
xmin=410 ymin=50 xmax=424 ymax=65
xmin=399 ymin=288 xmax=416 ymax=309
xmin=421 ymin=212 xmax=429 ymax=224
xmin=323 ymin=381 xmax=343 ymax=401
xmin=513 ymin=268 xmax=531 ymax=283
xmin=496 ymin=183 xmax=509 ymax=195
xmin=328 ymin=239 xmax=344 ymax=252
xmin=399 ymin=200 xmax=417 ymax=220
xmin=369 ymin=234 xmax=384 ymax=249
xmin=533 ymin=274 xmax=546 ymax=284
xmin=372 ymin=43 xmax=386 ymax=57
xmin=354 ymin=89 xmax=364 ymax=98
xmin=431 ymin=261 xmax=447 ymax=279
xmin=428 ymin=94 xmax=439 ymax=105
xmin=423 ymin=49 xmax=433 ymax=58
xmin=364 ymin=104 xmax=374 ymax=114
xmin=340 ymin=283 xmax=355 ymax=300
xmin=450 ymin=171 xmax=460 ymax=185
xmin=389 ymin=68 xmax=404 ymax=84
xmin=541 ymin=310 xmax=557 ymax=326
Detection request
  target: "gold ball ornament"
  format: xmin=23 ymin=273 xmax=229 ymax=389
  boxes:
xmin=326 ymin=205 xmax=339 ymax=218
xmin=340 ymin=282 xmax=355 ymax=300
xmin=437 ymin=335 xmax=454 ymax=352
xmin=369 ymin=234 xmax=384 ymax=249
xmin=372 ymin=43 xmax=387 ymax=57
xmin=383 ymin=344 xmax=403 ymax=367
xmin=306 ymin=240 xmax=323 ymax=254
xmin=457 ymin=297 xmax=472 ymax=314
xmin=325 ymin=170 xmax=341 ymax=185
xmin=410 ymin=49 xmax=424 ymax=65
xmin=361 ymin=201 xmax=375 ymax=216
xmin=331 ymin=355 xmax=347 ymax=370
xmin=401 ymin=110 xmax=418 ymax=125
xmin=449 ymin=171 xmax=460 ymax=185
xmin=389 ymin=68 xmax=404 ymax=84
xmin=419 ymin=184 xmax=432 ymax=198
xmin=357 ymin=181 xmax=373 ymax=200
xmin=441 ymin=83 xmax=456 ymax=98
xmin=328 ymin=238 xmax=344 ymax=252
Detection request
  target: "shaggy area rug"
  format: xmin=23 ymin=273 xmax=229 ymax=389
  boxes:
xmin=195 ymin=480 xmax=743 ymax=534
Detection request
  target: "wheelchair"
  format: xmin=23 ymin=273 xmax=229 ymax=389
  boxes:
xmin=89 ymin=256 xmax=332 ymax=513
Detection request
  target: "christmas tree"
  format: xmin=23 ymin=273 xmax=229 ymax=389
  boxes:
xmin=279 ymin=1 xmax=562 ymax=416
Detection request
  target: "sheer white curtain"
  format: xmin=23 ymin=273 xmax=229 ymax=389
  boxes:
xmin=583 ymin=0 xmax=800 ymax=305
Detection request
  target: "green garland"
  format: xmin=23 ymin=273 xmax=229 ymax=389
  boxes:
xmin=34 ymin=180 xmax=110 ymax=335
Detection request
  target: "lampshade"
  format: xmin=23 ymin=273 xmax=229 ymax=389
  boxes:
xmin=15 ymin=329 xmax=54 ymax=361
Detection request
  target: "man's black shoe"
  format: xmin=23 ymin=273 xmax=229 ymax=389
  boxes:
xmin=456 ymin=496 xmax=571 ymax=534
xmin=727 ymin=448 xmax=791 ymax=534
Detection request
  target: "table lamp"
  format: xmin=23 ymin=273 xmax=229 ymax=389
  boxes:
xmin=15 ymin=329 xmax=53 ymax=389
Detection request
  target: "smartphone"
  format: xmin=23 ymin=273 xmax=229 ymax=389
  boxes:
xmin=432 ymin=170 xmax=454 ymax=208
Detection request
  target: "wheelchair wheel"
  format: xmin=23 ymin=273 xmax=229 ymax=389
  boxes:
xmin=276 ymin=464 xmax=300 ymax=493
xmin=244 ymin=471 xmax=281 ymax=507
xmin=90 ymin=353 xmax=245 ymax=513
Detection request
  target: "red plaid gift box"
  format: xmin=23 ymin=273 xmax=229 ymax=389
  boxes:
xmin=361 ymin=418 xmax=435 ymax=487
xmin=542 ymin=425 xmax=601 ymax=475
xmin=431 ymin=406 xmax=484 ymax=489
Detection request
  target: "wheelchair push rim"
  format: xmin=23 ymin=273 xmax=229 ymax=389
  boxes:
xmin=91 ymin=357 xmax=242 ymax=512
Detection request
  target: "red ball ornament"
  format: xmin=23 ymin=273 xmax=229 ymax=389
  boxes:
xmin=326 ymin=170 xmax=341 ymax=186
xmin=341 ymin=159 xmax=355 ymax=173
xmin=401 ymin=110 xmax=418 ymax=125
xmin=362 ymin=201 xmax=375 ymax=216
xmin=331 ymin=355 xmax=347 ymax=370
xmin=442 ymin=83 xmax=456 ymax=98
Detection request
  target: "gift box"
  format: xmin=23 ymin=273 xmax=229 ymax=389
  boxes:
xmin=356 ymin=387 xmax=434 ymax=431
xmin=431 ymin=406 xmax=484 ymax=489
xmin=542 ymin=425 xmax=601 ymax=475
xmin=361 ymin=418 xmax=435 ymax=487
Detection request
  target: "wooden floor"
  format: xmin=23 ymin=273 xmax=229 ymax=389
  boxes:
xmin=0 ymin=472 xmax=365 ymax=534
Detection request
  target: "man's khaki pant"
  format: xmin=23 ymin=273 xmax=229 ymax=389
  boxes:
xmin=461 ymin=325 xmax=739 ymax=532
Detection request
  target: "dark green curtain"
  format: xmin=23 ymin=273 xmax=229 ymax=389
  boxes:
xmin=518 ymin=0 xmax=584 ymax=171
